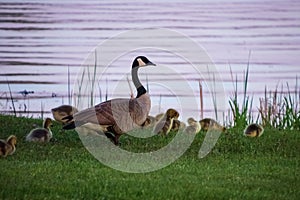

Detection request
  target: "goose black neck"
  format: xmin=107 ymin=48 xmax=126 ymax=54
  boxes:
xmin=132 ymin=67 xmax=146 ymax=98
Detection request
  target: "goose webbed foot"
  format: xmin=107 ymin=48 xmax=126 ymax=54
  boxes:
xmin=103 ymin=131 xmax=121 ymax=146
xmin=106 ymin=126 xmax=122 ymax=145
xmin=104 ymin=131 xmax=115 ymax=142
xmin=114 ymin=134 xmax=121 ymax=146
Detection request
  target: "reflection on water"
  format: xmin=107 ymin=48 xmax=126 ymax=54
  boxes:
xmin=0 ymin=0 xmax=299 ymax=123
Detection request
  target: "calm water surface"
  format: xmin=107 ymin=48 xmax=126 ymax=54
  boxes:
xmin=0 ymin=0 xmax=299 ymax=123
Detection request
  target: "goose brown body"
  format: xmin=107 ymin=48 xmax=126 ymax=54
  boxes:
xmin=72 ymin=94 xmax=151 ymax=133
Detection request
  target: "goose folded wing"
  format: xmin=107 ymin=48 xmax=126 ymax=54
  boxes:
xmin=73 ymin=98 xmax=137 ymax=126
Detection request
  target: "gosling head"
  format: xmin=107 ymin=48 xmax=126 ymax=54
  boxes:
xmin=132 ymin=56 xmax=156 ymax=68
xmin=187 ymin=117 xmax=197 ymax=126
xmin=7 ymin=135 xmax=17 ymax=146
xmin=166 ymin=108 xmax=179 ymax=120
xmin=43 ymin=118 xmax=53 ymax=129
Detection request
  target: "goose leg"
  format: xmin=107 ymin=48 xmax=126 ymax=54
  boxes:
xmin=104 ymin=131 xmax=116 ymax=144
xmin=106 ymin=125 xmax=123 ymax=145
xmin=114 ymin=134 xmax=121 ymax=145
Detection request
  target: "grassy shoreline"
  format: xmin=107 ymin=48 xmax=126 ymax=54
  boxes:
xmin=0 ymin=115 xmax=299 ymax=199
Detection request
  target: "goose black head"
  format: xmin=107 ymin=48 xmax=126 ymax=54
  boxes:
xmin=132 ymin=56 xmax=156 ymax=68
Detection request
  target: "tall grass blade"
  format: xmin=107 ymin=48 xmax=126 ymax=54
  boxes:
xmin=127 ymin=75 xmax=133 ymax=98
xmin=199 ymin=80 xmax=203 ymax=119
xmin=212 ymin=74 xmax=218 ymax=120
xmin=105 ymin=78 xmax=108 ymax=101
xmin=98 ymin=82 xmax=102 ymax=102
xmin=228 ymin=54 xmax=251 ymax=128
xmin=146 ymin=72 xmax=149 ymax=93
xmin=40 ymin=101 xmax=44 ymax=120
xmin=6 ymin=79 xmax=16 ymax=117
xmin=68 ymin=65 xmax=71 ymax=105
xmin=159 ymin=94 xmax=162 ymax=113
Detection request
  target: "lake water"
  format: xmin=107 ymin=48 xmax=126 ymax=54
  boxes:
xmin=0 ymin=0 xmax=299 ymax=124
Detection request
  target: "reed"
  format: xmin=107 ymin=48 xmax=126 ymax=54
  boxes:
xmin=258 ymin=77 xmax=300 ymax=130
xmin=90 ymin=50 xmax=98 ymax=106
xmin=68 ymin=65 xmax=71 ymax=105
xmin=146 ymin=72 xmax=149 ymax=92
xmin=82 ymin=50 xmax=98 ymax=107
xmin=159 ymin=94 xmax=162 ymax=113
xmin=6 ymin=79 xmax=16 ymax=117
xmin=127 ymin=75 xmax=134 ymax=98
xmin=75 ymin=67 xmax=86 ymax=108
xmin=98 ymin=82 xmax=102 ymax=102
xmin=228 ymin=52 xmax=253 ymax=128
xmin=283 ymin=82 xmax=300 ymax=130
xmin=105 ymin=78 xmax=108 ymax=101
xmin=40 ymin=101 xmax=44 ymax=120
xmin=199 ymin=80 xmax=203 ymax=119
xmin=259 ymin=86 xmax=275 ymax=127
xmin=211 ymin=73 xmax=218 ymax=120
xmin=206 ymin=66 xmax=219 ymax=120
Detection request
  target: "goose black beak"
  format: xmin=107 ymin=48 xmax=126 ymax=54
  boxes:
xmin=146 ymin=61 xmax=156 ymax=66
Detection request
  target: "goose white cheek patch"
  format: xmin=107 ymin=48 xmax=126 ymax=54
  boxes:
xmin=137 ymin=58 xmax=146 ymax=66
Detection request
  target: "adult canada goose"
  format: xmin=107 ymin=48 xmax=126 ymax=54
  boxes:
xmin=26 ymin=118 xmax=53 ymax=142
xmin=244 ymin=123 xmax=264 ymax=137
xmin=63 ymin=56 xmax=155 ymax=145
xmin=184 ymin=117 xmax=201 ymax=134
xmin=0 ymin=135 xmax=17 ymax=157
xmin=199 ymin=118 xmax=226 ymax=132
xmin=51 ymin=105 xmax=78 ymax=124
xmin=153 ymin=108 xmax=179 ymax=136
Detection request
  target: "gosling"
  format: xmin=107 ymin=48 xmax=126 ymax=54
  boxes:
xmin=26 ymin=118 xmax=53 ymax=142
xmin=199 ymin=118 xmax=226 ymax=132
xmin=0 ymin=135 xmax=17 ymax=157
xmin=153 ymin=108 xmax=179 ymax=136
xmin=184 ymin=117 xmax=201 ymax=134
xmin=244 ymin=123 xmax=264 ymax=137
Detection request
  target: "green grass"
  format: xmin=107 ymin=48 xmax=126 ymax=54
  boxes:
xmin=0 ymin=115 xmax=299 ymax=200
